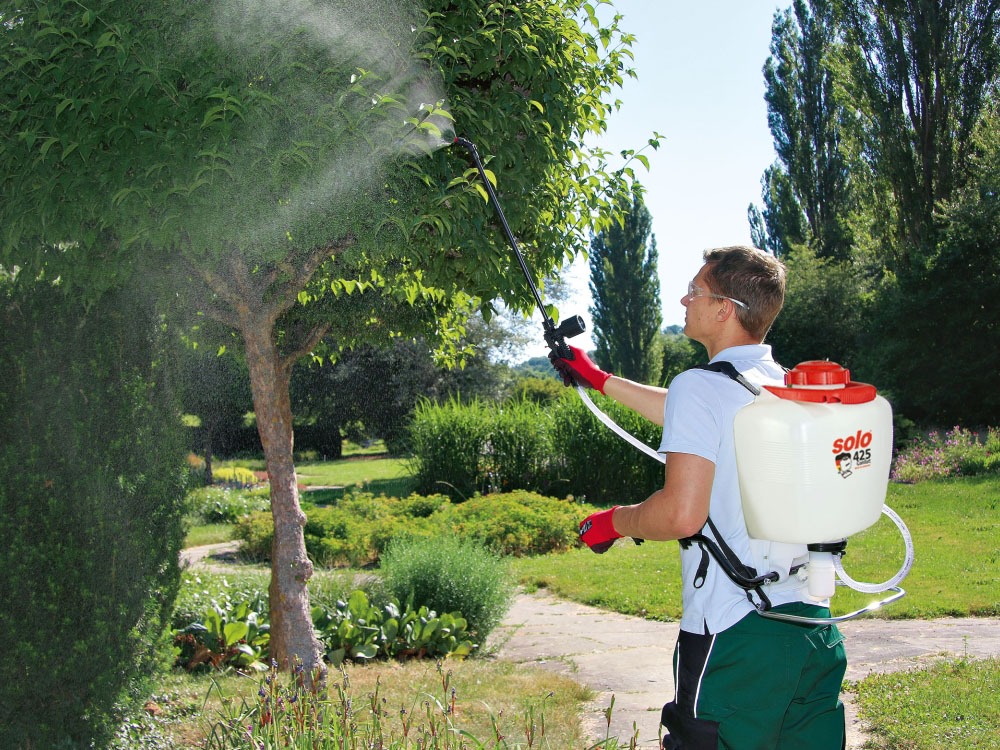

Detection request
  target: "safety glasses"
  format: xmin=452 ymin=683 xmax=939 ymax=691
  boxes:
xmin=686 ymin=280 xmax=748 ymax=310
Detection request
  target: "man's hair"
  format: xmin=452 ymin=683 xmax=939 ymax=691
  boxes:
xmin=702 ymin=245 xmax=786 ymax=341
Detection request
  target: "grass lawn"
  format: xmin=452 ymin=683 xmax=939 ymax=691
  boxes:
xmin=183 ymin=523 xmax=234 ymax=548
xmin=511 ymin=476 xmax=1000 ymax=621
xmin=296 ymin=455 xmax=414 ymax=498
xmin=128 ymin=659 xmax=593 ymax=749
xmin=850 ymin=657 xmax=1000 ymax=749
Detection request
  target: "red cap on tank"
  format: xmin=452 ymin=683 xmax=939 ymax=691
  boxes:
xmin=785 ymin=360 xmax=851 ymax=386
xmin=764 ymin=360 xmax=877 ymax=403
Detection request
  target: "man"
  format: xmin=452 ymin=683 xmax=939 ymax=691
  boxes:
xmin=552 ymin=246 xmax=847 ymax=749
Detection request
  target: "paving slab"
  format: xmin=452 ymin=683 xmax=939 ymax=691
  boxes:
xmin=489 ymin=591 xmax=1000 ymax=749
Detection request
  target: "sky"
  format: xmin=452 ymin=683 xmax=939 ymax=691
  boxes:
xmin=515 ymin=0 xmax=785 ymax=361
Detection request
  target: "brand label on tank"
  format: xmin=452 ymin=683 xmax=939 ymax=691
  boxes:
xmin=831 ymin=430 xmax=873 ymax=478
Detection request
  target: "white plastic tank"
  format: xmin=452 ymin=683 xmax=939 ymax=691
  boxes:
xmin=734 ymin=361 xmax=893 ymax=545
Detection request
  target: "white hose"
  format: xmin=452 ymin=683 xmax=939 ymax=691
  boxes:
xmin=833 ymin=504 xmax=914 ymax=593
xmin=576 ymin=385 xmax=665 ymax=464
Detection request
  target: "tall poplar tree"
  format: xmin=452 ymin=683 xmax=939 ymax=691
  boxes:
xmin=837 ymin=0 xmax=1000 ymax=268
xmin=749 ymin=0 xmax=854 ymax=260
xmin=589 ymin=192 xmax=663 ymax=383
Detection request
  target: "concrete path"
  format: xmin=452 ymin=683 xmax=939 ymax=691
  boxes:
xmin=489 ymin=591 xmax=1000 ymax=749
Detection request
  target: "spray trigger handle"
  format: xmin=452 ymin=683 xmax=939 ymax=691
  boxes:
xmin=544 ymin=315 xmax=585 ymax=360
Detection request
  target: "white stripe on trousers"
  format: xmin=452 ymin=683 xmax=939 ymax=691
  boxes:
xmin=692 ymin=634 xmax=716 ymax=719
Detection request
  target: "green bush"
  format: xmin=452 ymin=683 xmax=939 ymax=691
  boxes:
xmin=185 ymin=485 xmax=270 ymax=523
xmin=379 ymin=536 xmax=515 ymax=644
xmin=234 ymin=491 xmax=594 ymax=567
xmin=548 ymin=391 xmax=664 ymax=505
xmin=408 ymin=396 xmax=491 ymax=499
xmin=407 ymin=392 xmax=665 ymax=507
xmin=484 ymin=398 xmax=553 ymax=493
xmin=312 ymin=590 xmax=475 ymax=665
xmin=445 ymin=491 xmax=593 ymax=556
xmin=0 ymin=281 xmax=188 ymax=749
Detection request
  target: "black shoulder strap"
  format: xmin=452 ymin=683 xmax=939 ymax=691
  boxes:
xmin=694 ymin=361 xmax=760 ymax=396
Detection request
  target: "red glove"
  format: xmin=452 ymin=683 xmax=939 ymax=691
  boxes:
xmin=579 ymin=506 xmax=622 ymax=554
xmin=549 ymin=345 xmax=612 ymax=394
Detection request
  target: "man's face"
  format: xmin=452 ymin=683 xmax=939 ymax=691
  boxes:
xmin=681 ymin=265 xmax=719 ymax=343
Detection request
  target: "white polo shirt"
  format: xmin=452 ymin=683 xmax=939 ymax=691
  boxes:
xmin=658 ymin=344 xmax=811 ymax=634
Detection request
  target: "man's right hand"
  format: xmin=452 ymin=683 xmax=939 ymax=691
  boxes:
xmin=549 ymin=345 xmax=612 ymax=394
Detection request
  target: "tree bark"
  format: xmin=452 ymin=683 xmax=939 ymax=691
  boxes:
xmin=241 ymin=316 xmax=326 ymax=684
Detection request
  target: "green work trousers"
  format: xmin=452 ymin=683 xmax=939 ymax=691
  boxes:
xmin=660 ymin=603 xmax=847 ymax=750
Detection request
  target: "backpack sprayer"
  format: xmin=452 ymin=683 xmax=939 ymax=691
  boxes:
xmin=452 ymin=136 xmax=913 ymax=626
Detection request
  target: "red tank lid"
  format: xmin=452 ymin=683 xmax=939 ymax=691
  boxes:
xmin=765 ymin=360 xmax=877 ymax=404
xmin=785 ymin=360 xmax=851 ymax=386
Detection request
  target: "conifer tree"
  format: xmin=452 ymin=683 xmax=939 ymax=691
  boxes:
xmin=589 ymin=192 xmax=662 ymax=383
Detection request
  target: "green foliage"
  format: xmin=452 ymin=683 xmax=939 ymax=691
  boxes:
xmin=484 ymin=399 xmax=554 ymax=493
xmin=658 ymin=332 xmax=708 ymax=387
xmin=408 ymin=393 xmax=664 ymax=505
xmin=174 ymin=600 xmax=271 ymax=672
xmin=447 ymin=491 xmax=592 ymax=557
xmin=589 ymin=192 xmax=663 ymax=383
xmin=379 ymin=537 xmax=514 ymax=644
xmin=511 ymin=374 xmax=565 ymax=404
xmin=312 ymin=590 xmax=475 ymax=665
xmin=212 ymin=466 xmax=261 ymax=489
xmin=548 ymin=392 xmax=664 ymax=506
xmin=753 ymin=0 xmax=853 ymax=261
xmin=408 ymin=397 xmax=492 ymax=499
xmin=0 ymin=280 xmax=188 ymax=749
xmin=235 ymin=489 xmax=591 ymax=567
xmin=186 ymin=486 xmax=271 ymax=524
xmin=766 ymin=243 xmax=868 ymax=367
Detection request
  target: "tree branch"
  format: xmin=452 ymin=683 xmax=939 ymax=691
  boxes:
xmin=264 ymin=235 xmax=356 ymax=321
xmin=281 ymin=321 xmax=332 ymax=373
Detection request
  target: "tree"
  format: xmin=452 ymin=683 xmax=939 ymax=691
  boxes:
xmin=0 ymin=278 xmax=187 ymax=748
xmin=836 ymin=0 xmax=1000 ymax=268
xmin=659 ymin=330 xmax=708 ymax=386
xmin=2 ymin=0 xmax=642 ymax=677
xmin=589 ymin=191 xmax=663 ymax=382
xmin=749 ymin=0 xmax=854 ymax=260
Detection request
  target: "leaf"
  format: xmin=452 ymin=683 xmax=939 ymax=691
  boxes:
xmin=634 ymin=153 xmax=650 ymax=170
xmin=529 ymin=99 xmax=544 ymax=113
xmin=473 ymin=182 xmax=489 ymax=202
xmin=352 ymin=643 xmax=378 ymax=660
xmin=224 ymin=621 xmax=249 ymax=645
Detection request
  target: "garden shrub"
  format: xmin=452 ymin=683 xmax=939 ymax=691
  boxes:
xmin=484 ymin=398 xmax=553 ymax=493
xmin=891 ymin=426 xmax=1000 ymax=482
xmin=185 ymin=485 xmax=270 ymax=523
xmin=234 ymin=491 xmax=592 ymax=567
xmin=0 ymin=281 xmax=188 ymax=749
xmin=407 ymin=391 xmax=665 ymax=507
xmin=379 ymin=536 xmax=515 ymax=644
xmin=444 ymin=491 xmax=595 ymax=556
xmin=548 ymin=391 xmax=664 ymax=505
xmin=408 ymin=396 xmax=491 ymax=499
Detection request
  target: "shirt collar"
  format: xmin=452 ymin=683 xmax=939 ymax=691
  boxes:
xmin=709 ymin=344 xmax=774 ymax=364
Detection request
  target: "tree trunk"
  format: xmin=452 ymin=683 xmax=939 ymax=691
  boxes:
xmin=241 ymin=318 xmax=325 ymax=684
xmin=203 ymin=424 xmax=215 ymax=486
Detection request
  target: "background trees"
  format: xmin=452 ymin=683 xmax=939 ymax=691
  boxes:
xmin=588 ymin=192 xmax=663 ymax=383
xmin=754 ymin=0 xmax=1000 ymax=429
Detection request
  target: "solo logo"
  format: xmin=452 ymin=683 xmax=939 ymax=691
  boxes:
xmin=832 ymin=430 xmax=874 ymax=478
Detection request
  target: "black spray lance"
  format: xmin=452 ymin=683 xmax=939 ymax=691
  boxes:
xmin=451 ymin=137 xmax=585 ymax=359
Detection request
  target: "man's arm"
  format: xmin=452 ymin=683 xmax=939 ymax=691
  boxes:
xmin=611 ymin=452 xmax=714 ymax=540
xmin=603 ymin=376 xmax=668 ymax=426
xmin=551 ymin=345 xmax=668 ymax=425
